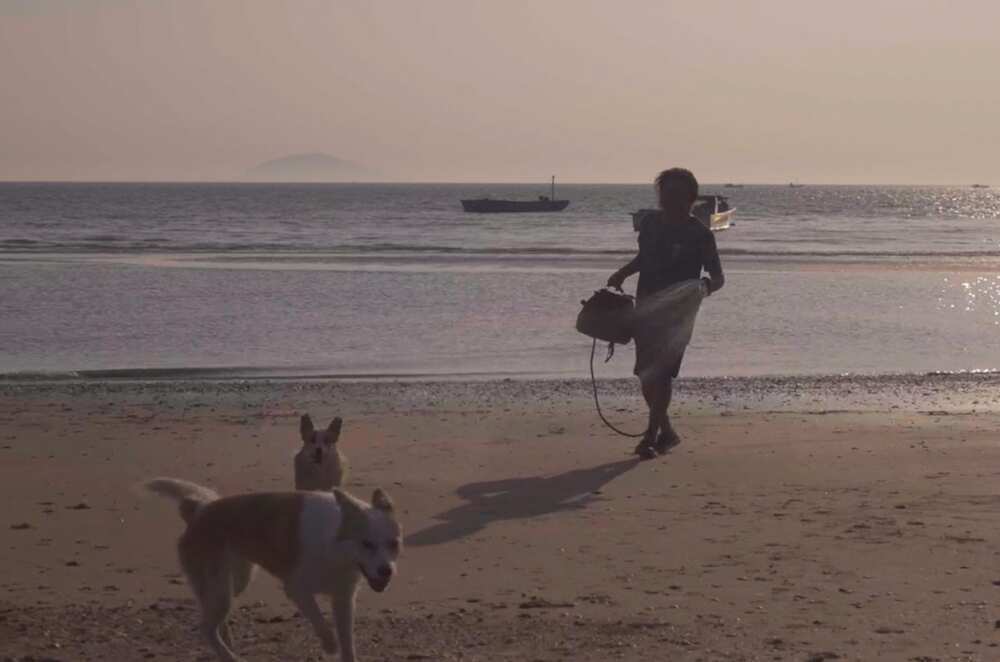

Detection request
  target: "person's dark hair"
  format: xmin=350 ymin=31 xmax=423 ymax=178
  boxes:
xmin=655 ymin=168 xmax=699 ymax=206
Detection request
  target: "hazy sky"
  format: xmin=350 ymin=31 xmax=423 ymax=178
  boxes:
xmin=2 ymin=0 xmax=999 ymax=183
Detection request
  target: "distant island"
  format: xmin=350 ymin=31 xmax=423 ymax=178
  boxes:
xmin=243 ymin=153 xmax=376 ymax=182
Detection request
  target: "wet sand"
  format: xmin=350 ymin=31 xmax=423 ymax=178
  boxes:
xmin=2 ymin=375 xmax=1000 ymax=661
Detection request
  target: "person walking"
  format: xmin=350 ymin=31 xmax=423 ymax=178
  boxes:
xmin=607 ymin=168 xmax=725 ymax=459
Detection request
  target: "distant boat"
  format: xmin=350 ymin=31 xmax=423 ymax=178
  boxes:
xmin=461 ymin=176 xmax=570 ymax=213
xmin=631 ymin=195 xmax=735 ymax=233
xmin=788 ymin=182 xmax=805 ymax=188
xmin=723 ymin=183 xmax=744 ymax=188
xmin=693 ymin=195 xmax=736 ymax=231
xmin=971 ymin=184 xmax=990 ymax=189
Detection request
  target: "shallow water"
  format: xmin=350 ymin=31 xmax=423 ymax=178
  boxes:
xmin=2 ymin=183 xmax=999 ymax=379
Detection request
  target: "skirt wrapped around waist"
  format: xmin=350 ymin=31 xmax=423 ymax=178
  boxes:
xmin=631 ymin=279 xmax=705 ymax=384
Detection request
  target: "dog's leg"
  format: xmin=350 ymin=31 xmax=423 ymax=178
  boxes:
xmin=215 ymin=555 xmax=255 ymax=649
xmin=285 ymin=585 xmax=337 ymax=655
xmin=230 ymin=557 xmax=256 ymax=597
xmin=180 ymin=539 xmax=242 ymax=662
xmin=200 ymin=573 xmax=241 ymax=662
xmin=219 ymin=621 xmax=233 ymax=649
xmin=331 ymin=577 xmax=361 ymax=662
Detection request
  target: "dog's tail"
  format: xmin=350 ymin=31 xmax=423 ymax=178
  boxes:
xmin=144 ymin=477 xmax=220 ymax=525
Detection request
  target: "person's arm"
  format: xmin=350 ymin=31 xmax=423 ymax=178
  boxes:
xmin=609 ymin=216 xmax=650 ymax=289
xmin=701 ymin=232 xmax=724 ymax=296
xmin=607 ymin=254 xmax=639 ymax=290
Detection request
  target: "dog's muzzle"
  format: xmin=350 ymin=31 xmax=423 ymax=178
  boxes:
xmin=313 ymin=448 xmax=324 ymax=464
xmin=360 ymin=565 xmax=392 ymax=593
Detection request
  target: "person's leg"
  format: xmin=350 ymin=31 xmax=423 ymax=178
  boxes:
xmin=661 ymin=376 xmax=673 ymax=429
xmin=656 ymin=377 xmax=682 ymax=453
xmin=640 ymin=378 xmax=654 ymax=407
xmin=655 ymin=352 xmax=686 ymax=453
xmin=660 ymin=377 xmax=674 ymax=435
xmin=642 ymin=379 xmax=669 ymax=436
xmin=636 ymin=378 xmax=668 ymax=458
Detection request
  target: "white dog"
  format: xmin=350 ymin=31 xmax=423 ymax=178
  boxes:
xmin=296 ymin=414 xmax=346 ymax=491
xmin=145 ymin=478 xmax=401 ymax=662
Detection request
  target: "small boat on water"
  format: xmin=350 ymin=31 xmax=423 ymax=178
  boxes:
xmin=693 ymin=195 xmax=735 ymax=231
xmin=631 ymin=195 xmax=735 ymax=233
xmin=461 ymin=176 xmax=570 ymax=213
xmin=971 ymin=184 xmax=991 ymax=189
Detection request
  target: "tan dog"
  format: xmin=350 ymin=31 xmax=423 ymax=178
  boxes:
xmin=145 ymin=478 xmax=401 ymax=662
xmin=295 ymin=414 xmax=346 ymax=491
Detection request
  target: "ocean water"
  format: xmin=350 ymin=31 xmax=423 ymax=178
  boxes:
xmin=2 ymin=182 xmax=1000 ymax=380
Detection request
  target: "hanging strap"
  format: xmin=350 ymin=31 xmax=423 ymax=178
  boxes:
xmin=589 ymin=338 xmax=647 ymax=438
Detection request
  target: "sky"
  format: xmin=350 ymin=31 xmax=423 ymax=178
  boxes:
xmin=1 ymin=0 xmax=999 ymax=184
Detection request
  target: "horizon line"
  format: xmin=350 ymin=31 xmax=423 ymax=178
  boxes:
xmin=0 ymin=179 xmax=992 ymax=188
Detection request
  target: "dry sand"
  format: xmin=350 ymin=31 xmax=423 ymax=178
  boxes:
xmin=2 ymin=375 xmax=1000 ymax=661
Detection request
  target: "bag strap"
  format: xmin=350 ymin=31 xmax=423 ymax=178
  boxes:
xmin=589 ymin=338 xmax=647 ymax=438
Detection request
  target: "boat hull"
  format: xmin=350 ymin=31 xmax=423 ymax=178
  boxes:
xmin=461 ymin=199 xmax=570 ymax=213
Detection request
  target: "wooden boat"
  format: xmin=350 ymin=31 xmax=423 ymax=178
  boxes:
xmin=461 ymin=176 xmax=570 ymax=213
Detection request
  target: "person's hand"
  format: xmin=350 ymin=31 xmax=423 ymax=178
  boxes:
xmin=607 ymin=271 xmax=625 ymax=291
xmin=700 ymin=277 xmax=712 ymax=297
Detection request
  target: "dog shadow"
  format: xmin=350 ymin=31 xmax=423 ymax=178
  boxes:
xmin=405 ymin=458 xmax=640 ymax=547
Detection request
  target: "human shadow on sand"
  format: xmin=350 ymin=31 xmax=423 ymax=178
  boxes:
xmin=405 ymin=458 xmax=640 ymax=547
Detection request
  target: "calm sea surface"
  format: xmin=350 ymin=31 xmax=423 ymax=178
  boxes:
xmin=2 ymin=182 xmax=1000 ymax=379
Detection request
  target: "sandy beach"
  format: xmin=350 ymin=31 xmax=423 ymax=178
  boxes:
xmin=2 ymin=374 xmax=999 ymax=661
xmin=6 ymin=1 xmax=1000 ymax=660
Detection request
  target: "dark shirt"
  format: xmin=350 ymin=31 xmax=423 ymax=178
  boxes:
xmin=636 ymin=213 xmax=721 ymax=299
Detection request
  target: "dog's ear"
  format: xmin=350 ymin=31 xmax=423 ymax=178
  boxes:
xmin=300 ymin=414 xmax=314 ymax=443
xmin=327 ymin=417 xmax=343 ymax=443
xmin=372 ymin=488 xmax=394 ymax=514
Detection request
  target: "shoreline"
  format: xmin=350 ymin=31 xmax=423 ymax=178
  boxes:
xmin=3 ymin=370 xmax=999 ymax=416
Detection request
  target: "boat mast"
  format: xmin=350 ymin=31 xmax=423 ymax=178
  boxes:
xmin=551 ymin=175 xmax=555 ymax=200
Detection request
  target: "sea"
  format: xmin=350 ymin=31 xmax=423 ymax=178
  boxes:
xmin=2 ymin=182 xmax=1000 ymax=381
